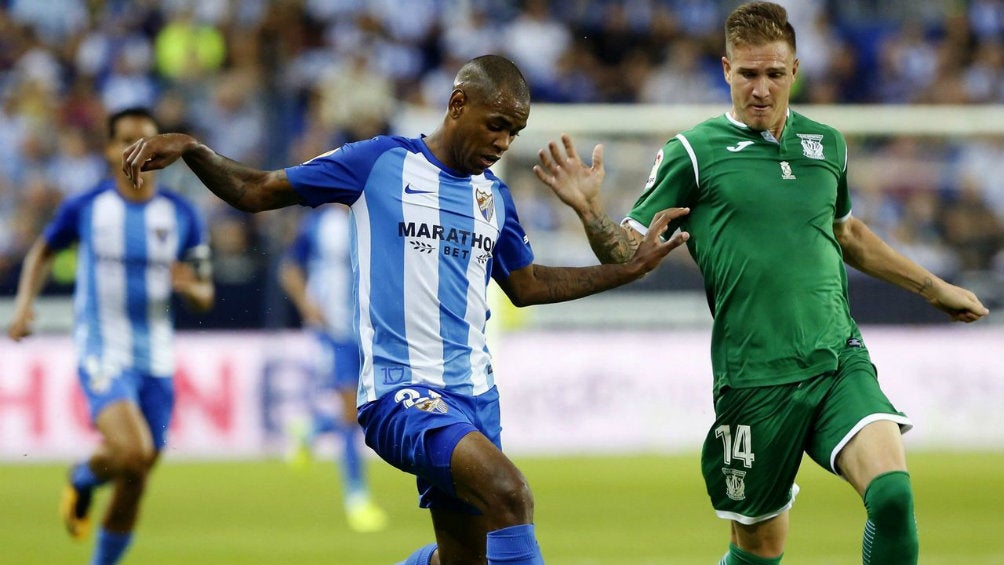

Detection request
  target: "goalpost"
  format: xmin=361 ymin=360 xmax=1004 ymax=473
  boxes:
xmin=395 ymin=104 xmax=1004 ymax=329
xmin=398 ymin=103 xmax=1004 ymax=137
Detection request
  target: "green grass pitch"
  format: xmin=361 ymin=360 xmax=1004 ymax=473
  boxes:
xmin=2 ymin=452 xmax=1002 ymax=564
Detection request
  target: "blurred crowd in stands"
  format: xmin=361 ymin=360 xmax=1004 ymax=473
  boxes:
xmin=1 ymin=0 xmax=1002 ymax=326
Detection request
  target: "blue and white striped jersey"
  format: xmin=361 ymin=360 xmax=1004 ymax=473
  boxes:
xmin=43 ymin=179 xmax=209 ymax=378
xmin=285 ymin=205 xmax=355 ymax=340
xmin=285 ymin=135 xmax=535 ymax=405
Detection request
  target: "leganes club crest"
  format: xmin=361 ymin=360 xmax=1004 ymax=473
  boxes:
xmin=796 ymin=133 xmax=824 ymax=160
xmin=723 ymin=468 xmax=747 ymax=501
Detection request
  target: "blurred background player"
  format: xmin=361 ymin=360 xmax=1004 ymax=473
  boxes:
xmin=6 ymin=107 xmax=214 ymax=565
xmin=279 ymin=203 xmax=388 ymax=533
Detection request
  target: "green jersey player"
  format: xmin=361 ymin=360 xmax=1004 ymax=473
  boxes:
xmin=534 ymin=3 xmax=989 ymax=565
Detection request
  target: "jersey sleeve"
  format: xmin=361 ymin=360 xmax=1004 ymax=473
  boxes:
xmin=285 ymin=137 xmax=400 ymax=207
xmin=169 ymin=193 xmax=212 ymax=278
xmin=176 ymin=195 xmax=210 ymax=257
xmin=42 ymin=195 xmax=85 ymax=250
xmin=833 ymin=131 xmax=852 ymax=221
xmin=284 ymin=213 xmax=314 ymax=268
xmin=624 ymin=135 xmax=700 ymax=236
xmin=489 ymin=185 xmax=534 ymax=282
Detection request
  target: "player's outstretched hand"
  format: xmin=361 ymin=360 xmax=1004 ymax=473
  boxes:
xmin=626 ymin=208 xmax=690 ymax=278
xmin=534 ymin=133 xmax=605 ymax=217
xmin=122 ymin=133 xmax=198 ymax=189
xmin=927 ymin=281 xmax=990 ymax=323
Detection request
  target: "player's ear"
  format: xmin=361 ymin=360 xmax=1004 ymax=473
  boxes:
xmin=721 ymin=56 xmax=732 ymax=84
xmin=448 ymin=89 xmax=467 ymax=119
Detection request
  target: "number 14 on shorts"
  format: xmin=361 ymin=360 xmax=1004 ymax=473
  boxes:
xmin=715 ymin=424 xmax=755 ymax=468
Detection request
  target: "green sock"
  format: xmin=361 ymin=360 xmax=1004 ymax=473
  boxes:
xmin=719 ymin=543 xmax=782 ymax=565
xmin=862 ymin=471 xmax=919 ymax=565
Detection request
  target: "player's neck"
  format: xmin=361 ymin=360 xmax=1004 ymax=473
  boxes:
xmin=114 ymin=173 xmax=156 ymax=202
xmin=422 ymin=130 xmax=447 ymax=165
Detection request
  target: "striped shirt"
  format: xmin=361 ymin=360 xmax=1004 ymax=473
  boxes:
xmin=285 ymin=135 xmax=534 ymax=405
xmin=285 ymin=205 xmax=355 ymax=340
xmin=43 ymin=179 xmax=209 ymax=378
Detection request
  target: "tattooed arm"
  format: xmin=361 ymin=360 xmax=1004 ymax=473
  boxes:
xmin=122 ymin=133 xmax=301 ymax=212
xmin=834 ymin=216 xmax=988 ymax=322
xmin=497 ymin=210 xmax=688 ymax=307
xmin=578 ymin=209 xmax=643 ymax=265
xmin=534 ymin=133 xmax=682 ymax=264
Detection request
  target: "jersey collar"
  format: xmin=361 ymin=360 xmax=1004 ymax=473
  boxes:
xmin=724 ymin=108 xmax=792 ymax=144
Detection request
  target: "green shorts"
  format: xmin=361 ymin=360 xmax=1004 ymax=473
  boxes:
xmin=700 ymin=350 xmax=911 ymax=525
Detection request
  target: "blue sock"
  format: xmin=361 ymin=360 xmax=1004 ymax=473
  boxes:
xmin=487 ymin=524 xmax=544 ymax=565
xmin=340 ymin=425 xmax=364 ymax=496
xmin=91 ymin=528 xmax=133 ymax=565
xmin=397 ymin=542 xmax=437 ymax=565
xmin=71 ymin=461 xmax=104 ymax=490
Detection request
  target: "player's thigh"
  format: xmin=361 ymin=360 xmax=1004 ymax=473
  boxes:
xmin=80 ymin=366 xmax=154 ymax=455
xmin=331 ymin=339 xmax=361 ymax=420
xmin=805 ymin=360 xmax=911 ymax=478
xmin=357 ymin=386 xmax=490 ymax=487
xmin=330 ymin=338 xmax=360 ymax=388
xmin=136 ymin=374 xmax=175 ymax=451
xmin=449 ymin=430 xmax=530 ymax=515
xmin=837 ymin=420 xmax=907 ymax=496
xmin=94 ymin=400 xmax=155 ymax=457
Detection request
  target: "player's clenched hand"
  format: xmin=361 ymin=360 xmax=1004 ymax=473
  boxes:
xmin=926 ymin=281 xmax=990 ymax=323
xmin=626 ymin=208 xmax=690 ymax=277
xmin=7 ymin=309 xmax=35 ymax=341
xmin=122 ymin=133 xmax=199 ymax=189
xmin=170 ymin=262 xmax=199 ymax=293
xmin=534 ymin=133 xmax=605 ymax=217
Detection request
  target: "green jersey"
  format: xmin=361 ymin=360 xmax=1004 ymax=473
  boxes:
xmin=627 ymin=110 xmax=862 ymax=394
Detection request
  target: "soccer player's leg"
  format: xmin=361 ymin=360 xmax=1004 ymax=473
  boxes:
xmin=361 ymin=385 xmax=543 ymax=564
xmin=62 ymin=365 xmax=140 ymax=541
xmin=836 ymin=422 xmax=917 ymax=565
xmin=61 ymin=460 xmax=100 ymax=540
xmin=331 ymin=340 xmax=387 ymax=532
xmin=702 ymin=381 xmax=822 ymax=564
xmin=88 ymin=373 xmax=172 ymax=565
xmin=339 ymin=383 xmax=387 ymax=532
xmin=443 ymin=431 xmax=543 ymax=565
xmin=720 ymin=515 xmax=787 ymax=565
xmin=809 ymin=356 xmax=916 ymax=565
xmin=88 ymin=400 xmax=157 ymax=564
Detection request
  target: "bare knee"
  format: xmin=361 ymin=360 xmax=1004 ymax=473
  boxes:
xmin=485 ymin=472 xmax=534 ymax=524
xmin=449 ymin=432 xmax=535 ymax=526
xmin=109 ymin=444 xmax=156 ymax=481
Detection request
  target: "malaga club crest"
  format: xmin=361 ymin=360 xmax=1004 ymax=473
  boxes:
xmin=476 ymin=188 xmax=494 ymax=222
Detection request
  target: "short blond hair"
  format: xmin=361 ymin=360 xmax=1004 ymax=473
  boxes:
xmin=725 ymin=2 xmax=796 ymax=56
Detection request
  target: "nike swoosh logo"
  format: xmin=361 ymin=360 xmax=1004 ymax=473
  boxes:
xmin=404 ymin=184 xmax=435 ymax=195
xmin=726 ymin=141 xmax=755 ymax=152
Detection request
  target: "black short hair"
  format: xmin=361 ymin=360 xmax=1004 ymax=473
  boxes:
xmin=107 ymin=107 xmax=159 ymax=139
xmin=454 ymin=54 xmax=531 ymax=106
